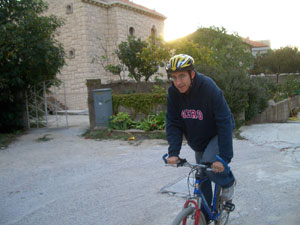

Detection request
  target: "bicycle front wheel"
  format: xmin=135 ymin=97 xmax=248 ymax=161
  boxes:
xmin=171 ymin=207 xmax=207 ymax=225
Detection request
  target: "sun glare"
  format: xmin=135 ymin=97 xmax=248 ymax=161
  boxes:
xmin=163 ymin=20 xmax=197 ymax=42
xmin=132 ymin=0 xmax=300 ymax=49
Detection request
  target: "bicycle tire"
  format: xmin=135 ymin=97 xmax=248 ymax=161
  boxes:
xmin=214 ymin=208 xmax=229 ymax=225
xmin=214 ymin=191 xmax=230 ymax=225
xmin=171 ymin=207 xmax=207 ymax=225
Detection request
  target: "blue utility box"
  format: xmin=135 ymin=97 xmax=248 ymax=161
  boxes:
xmin=93 ymin=88 xmax=113 ymax=127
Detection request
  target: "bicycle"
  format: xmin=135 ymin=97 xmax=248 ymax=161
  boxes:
xmin=162 ymin=154 xmax=235 ymax=225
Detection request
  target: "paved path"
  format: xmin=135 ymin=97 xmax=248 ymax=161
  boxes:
xmin=0 ymin=116 xmax=299 ymax=225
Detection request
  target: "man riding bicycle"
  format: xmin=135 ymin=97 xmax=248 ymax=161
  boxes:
xmin=165 ymin=54 xmax=235 ymax=219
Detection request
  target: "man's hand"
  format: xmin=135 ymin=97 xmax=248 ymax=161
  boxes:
xmin=167 ymin=156 xmax=179 ymax=164
xmin=212 ymin=161 xmax=225 ymax=173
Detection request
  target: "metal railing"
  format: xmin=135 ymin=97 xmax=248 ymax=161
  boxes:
xmin=25 ymin=80 xmax=69 ymax=129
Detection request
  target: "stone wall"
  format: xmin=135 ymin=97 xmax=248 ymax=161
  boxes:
xmin=45 ymin=0 xmax=91 ymax=109
xmin=250 ymin=73 xmax=300 ymax=84
xmin=44 ymin=0 xmax=165 ymax=110
xmin=249 ymin=95 xmax=300 ymax=124
xmin=95 ymin=80 xmax=171 ymax=94
xmin=112 ymin=5 xmax=164 ymax=43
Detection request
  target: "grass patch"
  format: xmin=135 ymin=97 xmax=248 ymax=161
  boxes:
xmin=82 ymin=129 xmax=166 ymax=141
xmin=287 ymin=117 xmax=300 ymax=122
xmin=82 ymin=129 xmax=130 ymax=141
xmin=0 ymin=130 xmax=25 ymax=149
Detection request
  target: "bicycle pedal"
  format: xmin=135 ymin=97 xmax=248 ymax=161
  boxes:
xmin=223 ymin=202 xmax=235 ymax=212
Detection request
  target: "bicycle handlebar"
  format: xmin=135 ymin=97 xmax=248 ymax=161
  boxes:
xmin=162 ymin=153 xmax=210 ymax=169
xmin=162 ymin=153 xmax=230 ymax=172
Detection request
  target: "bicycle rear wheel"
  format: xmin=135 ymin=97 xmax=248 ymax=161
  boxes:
xmin=171 ymin=207 xmax=207 ymax=225
xmin=214 ymin=209 xmax=229 ymax=225
xmin=214 ymin=193 xmax=230 ymax=225
xmin=214 ymin=185 xmax=229 ymax=225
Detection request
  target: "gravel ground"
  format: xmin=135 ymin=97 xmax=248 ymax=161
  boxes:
xmin=0 ymin=115 xmax=300 ymax=225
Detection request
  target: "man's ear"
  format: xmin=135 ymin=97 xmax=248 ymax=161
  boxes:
xmin=191 ymin=70 xmax=195 ymax=79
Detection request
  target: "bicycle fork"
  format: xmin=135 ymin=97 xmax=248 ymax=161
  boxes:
xmin=183 ymin=199 xmax=201 ymax=225
xmin=180 ymin=171 xmax=205 ymax=225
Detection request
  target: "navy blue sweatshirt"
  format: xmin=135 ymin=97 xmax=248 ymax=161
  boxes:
xmin=166 ymin=71 xmax=235 ymax=163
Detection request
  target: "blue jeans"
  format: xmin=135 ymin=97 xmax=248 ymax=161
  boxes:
xmin=195 ymin=136 xmax=235 ymax=208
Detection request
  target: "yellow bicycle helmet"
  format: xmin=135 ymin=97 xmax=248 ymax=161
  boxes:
xmin=166 ymin=54 xmax=194 ymax=73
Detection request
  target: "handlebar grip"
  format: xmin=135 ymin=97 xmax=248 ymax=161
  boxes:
xmin=162 ymin=153 xmax=168 ymax=164
xmin=216 ymin=155 xmax=230 ymax=172
xmin=162 ymin=153 xmax=186 ymax=167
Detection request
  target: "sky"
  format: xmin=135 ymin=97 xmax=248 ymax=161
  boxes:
xmin=131 ymin=0 xmax=300 ymax=49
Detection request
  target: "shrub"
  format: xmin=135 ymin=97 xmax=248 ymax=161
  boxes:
xmin=109 ymin=112 xmax=134 ymax=130
xmin=108 ymin=112 xmax=166 ymax=131
xmin=290 ymin=107 xmax=300 ymax=117
xmin=0 ymin=96 xmax=25 ymax=133
xmin=209 ymin=71 xmax=277 ymax=122
xmin=112 ymin=93 xmax=166 ymax=118
xmin=135 ymin=112 xmax=166 ymax=131
xmin=245 ymin=77 xmax=275 ymax=121
xmin=279 ymin=76 xmax=300 ymax=99
xmin=210 ymin=70 xmax=249 ymax=121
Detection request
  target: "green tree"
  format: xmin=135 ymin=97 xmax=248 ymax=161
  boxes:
xmin=0 ymin=0 xmax=65 ymax=132
xmin=251 ymin=47 xmax=300 ymax=75
xmin=186 ymin=26 xmax=254 ymax=76
xmin=116 ymin=36 xmax=146 ymax=82
xmin=106 ymin=36 xmax=170 ymax=82
xmin=139 ymin=36 xmax=170 ymax=81
xmin=168 ymin=39 xmax=216 ymax=71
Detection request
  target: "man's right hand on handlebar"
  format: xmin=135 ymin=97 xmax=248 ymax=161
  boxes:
xmin=167 ymin=156 xmax=179 ymax=164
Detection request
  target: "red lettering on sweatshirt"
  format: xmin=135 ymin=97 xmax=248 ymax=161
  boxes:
xmin=181 ymin=110 xmax=186 ymax=118
xmin=185 ymin=109 xmax=191 ymax=118
xmin=197 ymin=110 xmax=203 ymax=120
xmin=181 ymin=109 xmax=203 ymax=120
xmin=191 ymin=110 xmax=196 ymax=119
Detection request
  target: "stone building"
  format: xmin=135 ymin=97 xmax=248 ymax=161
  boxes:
xmin=45 ymin=0 xmax=166 ymax=110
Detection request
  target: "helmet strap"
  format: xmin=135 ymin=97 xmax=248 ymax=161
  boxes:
xmin=184 ymin=70 xmax=194 ymax=95
xmin=188 ymin=70 xmax=194 ymax=86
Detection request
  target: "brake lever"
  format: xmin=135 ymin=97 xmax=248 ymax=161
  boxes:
xmin=176 ymin=158 xmax=187 ymax=167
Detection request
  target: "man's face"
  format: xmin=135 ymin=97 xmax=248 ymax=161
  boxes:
xmin=169 ymin=70 xmax=195 ymax=94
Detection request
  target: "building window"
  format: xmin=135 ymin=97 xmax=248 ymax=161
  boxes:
xmin=129 ymin=27 xmax=135 ymax=36
xmin=67 ymin=48 xmax=75 ymax=59
xmin=151 ymin=25 xmax=157 ymax=38
xmin=66 ymin=4 xmax=73 ymax=14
